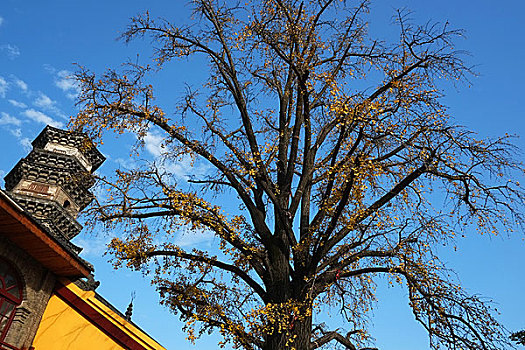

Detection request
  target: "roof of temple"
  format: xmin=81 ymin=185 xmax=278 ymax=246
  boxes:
xmin=0 ymin=189 xmax=93 ymax=277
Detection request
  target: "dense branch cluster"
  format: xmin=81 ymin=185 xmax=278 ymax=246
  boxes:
xmin=72 ymin=1 xmax=524 ymax=349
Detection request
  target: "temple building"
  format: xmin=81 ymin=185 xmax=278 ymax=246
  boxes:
xmin=0 ymin=126 xmax=165 ymax=350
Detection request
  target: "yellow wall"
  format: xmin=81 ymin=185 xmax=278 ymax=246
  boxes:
xmin=32 ymin=294 xmax=124 ymax=350
xmin=32 ymin=280 xmax=165 ymax=350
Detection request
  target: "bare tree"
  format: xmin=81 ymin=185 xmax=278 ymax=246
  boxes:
xmin=72 ymin=1 xmax=524 ymax=349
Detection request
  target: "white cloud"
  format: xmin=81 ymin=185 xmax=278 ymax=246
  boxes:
xmin=34 ymin=93 xmax=55 ymax=109
xmin=0 ymin=112 xmax=22 ymax=126
xmin=174 ymin=226 xmax=215 ymax=248
xmin=55 ymin=70 xmax=80 ymax=99
xmin=143 ymin=131 xmax=210 ymax=181
xmin=164 ymin=155 xmax=210 ymax=182
xmin=114 ymin=157 xmax=139 ymax=170
xmin=5 ymin=127 xmax=32 ymax=152
xmin=0 ymin=76 xmax=8 ymax=98
xmin=44 ymin=66 xmax=80 ymax=100
xmin=43 ymin=64 xmax=56 ymax=74
xmin=13 ymin=78 xmax=27 ymax=92
xmin=0 ymin=17 xmax=4 ymax=27
xmin=0 ymin=44 xmax=20 ymax=59
xmin=19 ymin=138 xmax=31 ymax=152
xmin=8 ymin=99 xmax=26 ymax=108
xmin=22 ymin=109 xmax=64 ymax=128
xmin=33 ymin=92 xmax=66 ymax=119
xmin=9 ymin=128 xmax=22 ymax=138
xmin=144 ymin=131 xmax=165 ymax=157
xmin=73 ymin=234 xmax=112 ymax=258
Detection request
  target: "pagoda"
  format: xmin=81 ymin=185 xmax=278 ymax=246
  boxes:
xmin=3 ymin=125 xmax=105 ymax=251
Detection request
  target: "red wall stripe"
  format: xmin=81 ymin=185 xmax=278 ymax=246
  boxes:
xmin=54 ymin=282 xmax=148 ymax=350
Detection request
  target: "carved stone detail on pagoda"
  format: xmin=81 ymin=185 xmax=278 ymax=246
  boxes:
xmin=5 ymin=160 xmax=95 ymax=211
xmin=31 ymin=125 xmax=105 ymax=170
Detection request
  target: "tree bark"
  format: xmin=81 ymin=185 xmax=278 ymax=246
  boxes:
xmin=291 ymin=313 xmax=313 ymax=350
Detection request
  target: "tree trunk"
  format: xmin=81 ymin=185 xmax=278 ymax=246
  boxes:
xmin=263 ymin=230 xmax=292 ymax=349
xmin=291 ymin=313 xmax=313 ymax=350
xmin=261 ymin=312 xmax=313 ymax=350
xmin=262 ymin=332 xmax=288 ymax=350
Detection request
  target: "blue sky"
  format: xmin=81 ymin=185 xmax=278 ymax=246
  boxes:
xmin=0 ymin=1 xmax=524 ymax=349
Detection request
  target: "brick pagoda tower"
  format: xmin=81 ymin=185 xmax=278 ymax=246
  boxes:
xmin=3 ymin=125 xmax=105 ymax=251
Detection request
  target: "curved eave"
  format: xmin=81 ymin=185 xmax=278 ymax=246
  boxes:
xmin=0 ymin=190 xmax=92 ymax=278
